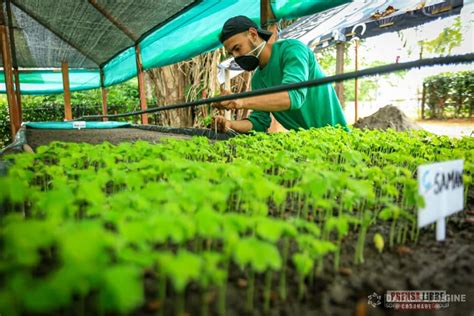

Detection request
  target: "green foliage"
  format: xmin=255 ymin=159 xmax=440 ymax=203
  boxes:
xmin=292 ymin=253 xmax=313 ymax=277
xmin=423 ymin=71 xmax=473 ymax=119
xmin=421 ymin=17 xmax=462 ymax=56
xmin=99 ymin=265 xmax=144 ymax=313
xmin=0 ymin=127 xmax=472 ymax=314
xmin=316 ymin=44 xmax=405 ymax=102
xmin=157 ymin=251 xmax=202 ymax=293
xmin=234 ymin=237 xmax=282 ymax=273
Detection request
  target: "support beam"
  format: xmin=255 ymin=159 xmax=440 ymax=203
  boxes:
xmin=61 ymin=61 xmax=73 ymax=120
xmin=0 ymin=1 xmax=19 ymax=137
xmin=261 ymin=0 xmax=281 ymax=133
xmin=13 ymin=67 xmax=21 ymax=118
xmin=135 ymin=45 xmax=148 ymax=125
xmin=260 ymin=0 xmax=271 ymax=27
xmin=335 ymin=42 xmax=345 ymax=108
xmin=87 ymin=0 xmax=138 ymax=42
xmin=421 ymin=82 xmax=426 ymax=120
xmin=6 ymin=0 xmax=22 ymax=123
xmin=100 ymin=69 xmax=108 ymax=122
xmin=260 ymin=0 xmax=278 ymax=42
xmin=0 ymin=28 xmax=19 ymax=136
xmin=354 ymin=40 xmax=359 ymax=123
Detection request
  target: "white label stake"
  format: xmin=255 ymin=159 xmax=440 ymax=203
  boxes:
xmin=73 ymin=121 xmax=86 ymax=130
xmin=417 ymin=159 xmax=464 ymax=241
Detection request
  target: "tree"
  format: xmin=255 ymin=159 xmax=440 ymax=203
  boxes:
xmin=316 ymin=42 xmax=383 ymax=102
xmin=145 ymin=48 xmax=251 ymax=128
xmin=418 ymin=17 xmax=463 ymax=57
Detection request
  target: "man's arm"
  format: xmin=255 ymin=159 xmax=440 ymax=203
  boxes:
xmin=213 ymin=90 xmax=291 ymax=112
xmin=230 ymin=119 xmax=253 ymax=133
xmin=213 ymin=109 xmax=272 ymax=133
xmin=212 ymin=116 xmax=253 ymax=133
xmin=241 ymin=91 xmax=291 ymax=112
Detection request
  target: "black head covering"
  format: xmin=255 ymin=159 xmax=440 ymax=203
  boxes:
xmin=219 ymin=15 xmax=273 ymax=43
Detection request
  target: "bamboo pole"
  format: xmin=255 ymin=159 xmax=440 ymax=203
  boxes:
xmin=354 ymin=40 xmax=359 ymax=122
xmin=135 ymin=45 xmax=148 ymax=125
xmin=100 ymin=69 xmax=108 ymax=122
xmin=335 ymin=42 xmax=345 ymax=108
xmin=260 ymin=0 xmax=281 ymax=132
xmin=0 ymin=11 xmax=19 ymax=136
xmin=261 ymin=0 xmax=278 ymax=43
xmin=6 ymin=0 xmax=22 ymax=125
xmin=421 ymin=82 xmax=426 ymax=120
xmin=13 ymin=67 xmax=21 ymax=119
xmin=2 ymin=0 xmax=23 ymax=124
xmin=61 ymin=61 xmax=73 ymax=120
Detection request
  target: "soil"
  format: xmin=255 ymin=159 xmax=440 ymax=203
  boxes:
xmin=353 ymin=106 xmax=421 ymax=131
xmin=25 ymin=128 xmax=192 ymax=150
xmin=22 ymin=126 xmax=233 ymax=151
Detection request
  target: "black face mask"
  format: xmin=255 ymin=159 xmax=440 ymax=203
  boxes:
xmin=234 ymin=41 xmax=266 ymax=71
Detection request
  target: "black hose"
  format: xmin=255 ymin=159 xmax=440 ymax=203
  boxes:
xmin=76 ymin=53 xmax=474 ymax=121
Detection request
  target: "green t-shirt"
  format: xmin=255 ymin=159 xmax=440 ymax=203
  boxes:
xmin=247 ymin=39 xmax=347 ymax=132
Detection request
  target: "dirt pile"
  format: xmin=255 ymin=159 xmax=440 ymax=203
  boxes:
xmin=353 ymin=105 xmax=420 ymax=131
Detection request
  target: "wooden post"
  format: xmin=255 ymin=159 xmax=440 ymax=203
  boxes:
xmin=100 ymin=69 xmax=108 ymax=122
xmin=135 ymin=45 xmax=148 ymax=125
xmin=421 ymin=82 xmax=426 ymax=120
xmin=335 ymin=42 xmax=345 ymax=108
xmin=61 ymin=61 xmax=72 ymax=120
xmin=260 ymin=0 xmax=282 ymax=133
xmin=354 ymin=40 xmax=359 ymax=123
xmin=6 ymin=0 xmax=22 ymax=125
xmin=260 ymin=0 xmax=270 ymax=27
xmin=13 ymin=67 xmax=22 ymax=119
xmin=260 ymin=0 xmax=278 ymax=43
xmin=0 ymin=14 xmax=19 ymax=136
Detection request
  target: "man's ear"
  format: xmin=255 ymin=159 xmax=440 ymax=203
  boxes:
xmin=248 ymin=27 xmax=259 ymax=40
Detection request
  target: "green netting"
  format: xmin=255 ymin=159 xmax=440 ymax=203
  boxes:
xmin=106 ymin=0 xmax=264 ymax=86
xmin=0 ymin=70 xmax=100 ymax=95
xmin=4 ymin=0 xmax=197 ymax=68
xmin=25 ymin=121 xmax=131 ymax=129
xmin=103 ymin=47 xmax=138 ymax=87
xmin=107 ymin=0 xmax=352 ymax=86
xmin=1 ymin=0 xmax=352 ymax=94
xmin=272 ymin=0 xmax=352 ymax=19
xmin=141 ymin=0 xmax=257 ymax=70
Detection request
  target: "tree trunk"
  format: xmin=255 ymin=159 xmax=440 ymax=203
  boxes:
xmin=145 ymin=48 xmax=252 ymax=128
xmin=146 ymin=65 xmax=192 ymax=127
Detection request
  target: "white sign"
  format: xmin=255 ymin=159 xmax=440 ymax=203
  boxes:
xmin=417 ymin=159 xmax=464 ymax=241
xmin=72 ymin=121 xmax=87 ymax=130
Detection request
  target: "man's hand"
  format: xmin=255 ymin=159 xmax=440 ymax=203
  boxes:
xmin=211 ymin=115 xmax=232 ymax=133
xmin=211 ymin=89 xmax=244 ymax=110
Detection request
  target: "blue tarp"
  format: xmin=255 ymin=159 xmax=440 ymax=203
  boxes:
xmin=281 ymin=0 xmax=463 ymax=50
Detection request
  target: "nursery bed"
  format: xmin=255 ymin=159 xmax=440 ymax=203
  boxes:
xmin=1 ymin=127 xmax=472 ymax=316
xmin=1 ymin=123 xmax=232 ymax=154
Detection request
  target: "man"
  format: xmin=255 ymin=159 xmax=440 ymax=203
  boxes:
xmin=212 ymin=15 xmax=347 ymax=133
